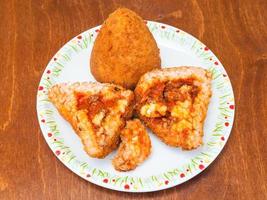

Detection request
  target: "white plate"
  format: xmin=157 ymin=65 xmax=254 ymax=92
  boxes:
xmin=36 ymin=21 xmax=235 ymax=192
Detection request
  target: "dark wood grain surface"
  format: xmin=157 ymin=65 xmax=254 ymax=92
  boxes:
xmin=0 ymin=0 xmax=267 ymax=199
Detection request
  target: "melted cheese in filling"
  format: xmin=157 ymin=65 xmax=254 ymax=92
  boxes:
xmin=140 ymin=103 xmax=167 ymax=117
xmin=171 ymin=100 xmax=191 ymax=119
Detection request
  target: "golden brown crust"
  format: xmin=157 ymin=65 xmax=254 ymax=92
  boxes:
xmin=112 ymin=119 xmax=151 ymax=171
xmin=134 ymin=67 xmax=212 ymax=150
xmin=90 ymin=8 xmax=161 ymax=89
xmin=48 ymin=82 xmax=134 ymax=158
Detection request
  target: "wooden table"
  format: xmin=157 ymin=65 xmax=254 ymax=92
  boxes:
xmin=1 ymin=0 xmax=266 ymax=199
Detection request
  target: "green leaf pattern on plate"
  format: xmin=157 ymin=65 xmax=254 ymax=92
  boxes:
xmin=37 ymin=22 xmax=234 ymax=192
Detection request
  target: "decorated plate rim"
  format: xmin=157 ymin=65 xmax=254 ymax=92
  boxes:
xmin=36 ymin=21 xmax=235 ymax=192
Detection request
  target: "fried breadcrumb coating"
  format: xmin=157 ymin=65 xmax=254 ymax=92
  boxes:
xmin=90 ymin=8 xmax=161 ymax=89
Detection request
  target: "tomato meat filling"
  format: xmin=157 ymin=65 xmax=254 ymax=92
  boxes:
xmin=75 ymin=91 xmax=131 ymax=142
xmin=139 ymin=79 xmax=200 ymax=129
xmin=75 ymin=93 xmax=119 ymax=131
